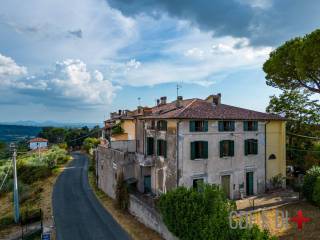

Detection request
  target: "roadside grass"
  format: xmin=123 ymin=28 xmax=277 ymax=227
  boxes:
xmin=87 ymin=154 xmax=163 ymax=240
xmin=0 ymin=146 xmax=72 ymax=239
xmin=250 ymin=201 xmax=320 ymax=240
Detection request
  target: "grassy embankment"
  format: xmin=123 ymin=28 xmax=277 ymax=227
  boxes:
xmin=0 ymin=146 xmax=71 ymax=239
xmin=86 ymin=153 xmax=162 ymax=240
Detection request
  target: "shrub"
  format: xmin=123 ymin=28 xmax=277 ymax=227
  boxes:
xmin=18 ymin=165 xmax=52 ymax=184
xmin=270 ymin=174 xmax=285 ymax=189
xmin=303 ymin=166 xmax=320 ymax=202
xmin=312 ymin=177 xmax=320 ymax=206
xmin=158 ymin=183 xmax=275 ymax=240
xmin=0 ymin=215 xmax=14 ymax=229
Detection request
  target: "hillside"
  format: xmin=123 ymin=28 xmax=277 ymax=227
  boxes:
xmin=0 ymin=124 xmax=42 ymax=143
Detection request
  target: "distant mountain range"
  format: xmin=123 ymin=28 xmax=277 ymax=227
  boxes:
xmin=0 ymin=121 xmax=101 ymax=128
xmin=0 ymin=121 xmax=102 ymax=143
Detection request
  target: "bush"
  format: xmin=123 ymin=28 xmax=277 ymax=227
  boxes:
xmin=158 ymin=183 xmax=275 ymax=240
xmin=0 ymin=215 xmax=14 ymax=229
xmin=18 ymin=165 xmax=52 ymax=184
xmin=303 ymin=166 xmax=320 ymax=202
xmin=312 ymin=177 xmax=320 ymax=206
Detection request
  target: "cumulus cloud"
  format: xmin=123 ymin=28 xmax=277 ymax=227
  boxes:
xmin=108 ymin=0 xmax=320 ymax=46
xmin=1 ymin=56 xmax=119 ymax=107
xmin=0 ymin=53 xmax=28 ymax=88
xmin=109 ymin=26 xmax=272 ymax=87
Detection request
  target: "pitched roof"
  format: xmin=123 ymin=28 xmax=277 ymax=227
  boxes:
xmin=30 ymin=137 xmax=48 ymax=143
xmin=143 ymin=99 xmax=285 ymax=120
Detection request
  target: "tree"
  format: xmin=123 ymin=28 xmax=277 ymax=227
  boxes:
xmin=83 ymin=137 xmax=100 ymax=153
xmin=266 ymin=90 xmax=320 ymax=168
xmin=263 ymin=29 xmax=320 ymax=94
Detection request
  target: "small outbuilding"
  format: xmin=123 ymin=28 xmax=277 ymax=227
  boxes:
xmin=29 ymin=137 xmax=48 ymax=150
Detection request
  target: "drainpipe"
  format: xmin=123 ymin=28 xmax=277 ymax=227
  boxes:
xmin=176 ymin=120 xmax=182 ymax=187
xmin=265 ymin=121 xmax=270 ymax=192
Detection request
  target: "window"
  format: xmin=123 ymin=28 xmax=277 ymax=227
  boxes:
xmin=244 ymin=139 xmax=258 ymax=155
xmin=191 ymin=141 xmax=208 ymax=160
xmin=219 ymin=140 xmax=234 ymax=157
xmin=243 ymin=121 xmax=258 ymax=131
xmin=193 ymin=178 xmax=204 ymax=189
xmin=146 ymin=137 xmax=154 ymax=155
xmin=157 ymin=139 xmax=167 ymax=157
xmin=218 ymin=121 xmax=235 ymax=131
xmin=157 ymin=120 xmax=167 ymax=131
xmin=190 ymin=120 xmax=208 ymax=132
xmin=150 ymin=120 xmax=155 ymax=130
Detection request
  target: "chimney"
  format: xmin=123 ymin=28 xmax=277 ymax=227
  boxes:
xmin=176 ymin=96 xmax=183 ymax=107
xmin=118 ymin=109 xmax=122 ymax=115
xmin=157 ymin=99 xmax=160 ymax=106
xmin=160 ymin=96 xmax=167 ymax=105
xmin=212 ymin=93 xmax=221 ymax=106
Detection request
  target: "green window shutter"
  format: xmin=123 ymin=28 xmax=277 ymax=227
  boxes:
xmin=220 ymin=141 xmax=224 ymax=158
xmin=204 ymin=121 xmax=208 ymax=132
xmin=164 ymin=121 xmax=167 ymax=131
xmin=156 ymin=121 xmax=160 ymax=130
xmin=157 ymin=140 xmax=160 ymax=155
xmin=253 ymin=121 xmax=258 ymax=131
xmin=230 ymin=121 xmax=235 ymax=131
xmin=244 ymin=121 xmax=248 ymax=131
xmin=190 ymin=121 xmax=195 ymax=132
xmin=191 ymin=142 xmax=196 ymax=160
xmin=218 ymin=121 xmax=224 ymax=131
xmin=244 ymin=140 xmax=248 ymax=155
xmin=229 ymin=141 xmax=234 ymax=157
xmin=254 ymin=140 xmax=258 ymax=154
xmin=203 ymin=141 xmax=208 ymax=158
xmin=164 ymin=141 xmax=167 ymax=158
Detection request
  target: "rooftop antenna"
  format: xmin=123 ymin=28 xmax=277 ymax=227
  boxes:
xmin=137 ymin=97 xmax=141 ymax=106
xmin=176 ymin=83 xmax=182 ymax=99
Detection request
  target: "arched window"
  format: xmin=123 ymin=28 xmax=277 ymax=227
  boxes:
xmin=268 ymin=154 xmax=276 ymax=160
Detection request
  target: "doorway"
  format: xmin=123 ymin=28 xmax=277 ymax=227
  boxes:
xmin=221 ymin=175 xmax=231 ymax=198
xmin=144 ymin=175 xmax=151 ymax=193
xmin=246 ymin=172 xmax=254 ymax=196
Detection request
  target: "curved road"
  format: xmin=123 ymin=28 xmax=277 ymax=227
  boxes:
xmin=53 ymin=152 xmax=130 ymax=240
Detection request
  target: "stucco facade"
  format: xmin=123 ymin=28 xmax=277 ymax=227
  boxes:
xmin=178 ymin=120 xmax=266 ymax=199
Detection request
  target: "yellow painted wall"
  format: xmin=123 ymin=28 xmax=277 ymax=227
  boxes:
xmin=266 ymin=121 xmax=286 ymax=181
xmin=122 ymin=120 xmax=136 ymax=140
xmin=111 ymin=119 xmax=136 ymax=141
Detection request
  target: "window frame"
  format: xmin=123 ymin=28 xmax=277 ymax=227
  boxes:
xmin=190 ymin=141 xmax=208 ymax=160
xmin=219 ymin=140 xmax=235 ymax=158
xmin=157 ymin=139 xmax=167 ymax=157
xmin=243 ymin=121 xmax=258 ymax=131
xmin=157 ymin=120 xmax=167 ymax=131
xmin=218 ymin=121 xmax=235 ymax=132
xmin=190 ymin=120 xmax=208 ymax=132
xmin=244 ymin=139 xmax=258 ymax=155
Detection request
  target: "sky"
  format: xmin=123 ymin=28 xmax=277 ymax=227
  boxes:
xmin=0 ymin=0 xmax=319 ymax=123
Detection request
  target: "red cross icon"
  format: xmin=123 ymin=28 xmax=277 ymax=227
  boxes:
xmin=289 ymin=210 xmax=311 ymax=231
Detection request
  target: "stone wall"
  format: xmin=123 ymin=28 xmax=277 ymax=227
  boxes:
xmin=129 ymin=194 xmax=176 ymax=240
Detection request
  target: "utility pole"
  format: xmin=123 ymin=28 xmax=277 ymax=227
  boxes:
xmin=12 ymin=144 xmax=20 ymax=223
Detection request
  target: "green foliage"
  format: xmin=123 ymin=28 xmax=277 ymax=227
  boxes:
xmin=266 ymin=90 xmax=320 ymax=168
xmin=83 ymin=137 xmax=100 ymax=153
xmin=236 ymin=225 xmax=278 ymax=240
xmin=303 ymin=166 xmax=320 ymax=202
xmin=270 ymin=174 xmax=285 ymax=189
xmin=111 ymin=122 xmax=124 ymax=135
xmin=115 ymin=172 xmax=129 ymax=211
xmin=38 ymin=125 xmax=101 ymax=148
xmin=312 ymin=177 xmax=320 ymax=206
xmin=158 ymin=184 xmax=275 ymax=240
xmin=263 ymin=29 xmax=320 ymax=94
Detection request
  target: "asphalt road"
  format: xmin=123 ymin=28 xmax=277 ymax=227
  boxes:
xmin=53 ymin=152 xmax=131 ymax=240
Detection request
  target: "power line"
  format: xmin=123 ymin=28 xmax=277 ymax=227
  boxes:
xmin=287 ymin=132 xmax=320 ymax=140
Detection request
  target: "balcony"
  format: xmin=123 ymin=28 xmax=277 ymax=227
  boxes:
xmin=136 ymin=153 xmax=155 ymax=167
